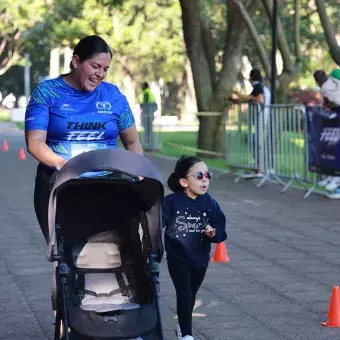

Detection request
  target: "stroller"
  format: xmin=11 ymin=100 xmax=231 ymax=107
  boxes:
xmin=46 ymin=149 xmax=165 ymax=340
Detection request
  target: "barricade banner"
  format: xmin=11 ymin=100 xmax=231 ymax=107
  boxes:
xmin=306 ymin=106 xmax=340 ymax=176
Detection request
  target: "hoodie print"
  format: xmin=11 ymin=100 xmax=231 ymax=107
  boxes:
xmin=173 ymin=207 xmax=210 ymax=240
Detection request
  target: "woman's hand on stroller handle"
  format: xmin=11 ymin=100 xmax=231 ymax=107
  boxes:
xmin=55 ymin=159 xmax=68 ymax=171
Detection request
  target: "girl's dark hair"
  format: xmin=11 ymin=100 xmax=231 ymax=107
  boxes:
xmin=70 ymin=35 xmax=112 ymax=70
xmin=167 ymin=155 xmax=202 ymax=192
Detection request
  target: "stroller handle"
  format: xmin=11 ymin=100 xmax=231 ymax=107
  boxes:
xmin=73 ymin=169 xmax=142 ymax=183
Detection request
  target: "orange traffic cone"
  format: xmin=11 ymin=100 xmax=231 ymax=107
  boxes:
xmin=211 ymin=242 xmax=230 ymax=263
xmin=18 ymin=147 xmax=26 ymax=160
xmin=1 ymin=140 xmax=8 ymax=151
xmin=322 ymin=286 xmax=340 ymax=327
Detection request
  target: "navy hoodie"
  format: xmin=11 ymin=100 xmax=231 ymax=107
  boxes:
xmin=162 ymin=190 xmax=227 ymax=268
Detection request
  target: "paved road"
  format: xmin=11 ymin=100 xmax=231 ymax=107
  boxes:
xmin=1 ymin=125 xmax=340 ymax=339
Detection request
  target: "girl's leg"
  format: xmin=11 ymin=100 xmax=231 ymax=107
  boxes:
xmin=167 ymin=256 xmax=194 ymax=337
xmin=190 ymin=267 xmax=208 ymax=312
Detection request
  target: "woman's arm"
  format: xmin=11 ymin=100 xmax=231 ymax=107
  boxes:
xmin=25 ymin=130 xmax=66 ymax=169
xmin=119 ymin=124 xmax=143 ymax=155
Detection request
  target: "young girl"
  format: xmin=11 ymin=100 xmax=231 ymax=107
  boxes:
xmin=162 ymin=156 xmax=227 ymax=340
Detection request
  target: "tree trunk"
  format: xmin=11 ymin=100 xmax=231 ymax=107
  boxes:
xmin=212 ymin=1 xmax=251 ymax=153
xmin=179 ymin=0 xmax=214 ymax=112
xmin=315 ymin=0 xmax=340 ymax=65
xmin=180 ymin=0 xmax=215 ymax=152
xmin=180 ymin=0 xmax=255 ymax=155
xmin=277 ymin=71 xmax=295 ymax=103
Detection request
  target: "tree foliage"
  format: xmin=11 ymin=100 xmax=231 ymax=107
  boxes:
xmin=0 ymin=1 xmax=47 ymax=75
xmin=42 ymin=0 xmax=186 ymax=86
xmin=1 ymin=0 xmax=340 ymax=152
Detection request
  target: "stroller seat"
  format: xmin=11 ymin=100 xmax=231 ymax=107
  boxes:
xmin=72 ymin=241 xmax=140 ymax=313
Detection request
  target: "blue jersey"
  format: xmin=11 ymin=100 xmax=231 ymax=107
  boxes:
xmin=25 ymin=76 xmax=135 ymax=161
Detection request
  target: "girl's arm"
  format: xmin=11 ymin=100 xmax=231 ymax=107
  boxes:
xmin=162 ymin=196 xmax=171 ymax=230
xmin=203 ymin=199 xmax=227 ymax=243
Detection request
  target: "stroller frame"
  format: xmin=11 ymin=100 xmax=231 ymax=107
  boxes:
xmin=45 ymin=149 xmax=165 ymax=340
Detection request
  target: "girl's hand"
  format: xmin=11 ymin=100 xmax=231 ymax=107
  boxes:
xmin=204 ymin=225 xmax=216 ymax=238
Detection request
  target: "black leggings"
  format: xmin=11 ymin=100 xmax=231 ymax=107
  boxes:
xmin=167 ymin=255 xmax=207 ymax=337
xmin=34 ymin=164 xmax=57 ymax=243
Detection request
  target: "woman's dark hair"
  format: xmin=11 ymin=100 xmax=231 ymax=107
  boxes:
xmin=70 ymin=35 xmax=112 ymax=70
xmin=167 ymin=155 xmax=202 ymax=192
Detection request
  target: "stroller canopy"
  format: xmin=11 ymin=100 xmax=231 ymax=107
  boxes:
xmin=46 ymin=148 xmax=164 ymax=261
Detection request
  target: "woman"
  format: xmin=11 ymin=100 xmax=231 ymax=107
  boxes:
xmin=25 ymin=35 xmax=143 ymax=243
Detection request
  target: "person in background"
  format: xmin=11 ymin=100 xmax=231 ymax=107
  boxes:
xmin=140 ymin=82 xmax=157 ymax=151
xmin=141 ymin=82 xmax=156 ymax=104
xmin=247 ymin=69 xmax=273 ymax=176
xmin=314 ymin=70 xmax=330 ymax=110
xmin=249 ymin=69 xmax=271 ymax=107
xmin=313 ymin=69 xmax=340 ymax=199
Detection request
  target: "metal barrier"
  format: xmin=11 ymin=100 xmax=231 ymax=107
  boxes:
xmin=225 ymin=103 xmax=268 ymax=177
xmin=227 ymin=103 xmax=319 ymax=197
xmin=259 ymin=104 xmax=307 ymax=187
xmin=147 ymin=104 xmax=325 ymax=198
xmin=269 ymin=104 xmax=310 ymax=190
xmin=139 ymin=103 xmax=162 ymax=151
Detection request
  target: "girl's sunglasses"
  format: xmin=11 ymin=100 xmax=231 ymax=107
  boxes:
xmin=188 ymin=171 xmax=213 ymax=180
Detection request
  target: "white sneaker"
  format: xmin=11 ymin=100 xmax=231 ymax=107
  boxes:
xmin=182 ymin=336 xmax=194 ymax=340
xmin=175 ymin=323 xmax=182 ymax=339
xmin=243 ymin=173 xmax=263 ymax=179
xmin=318 ymin=176 xmax=332 ymax=187
xmin=327 ymin=188 xmax=340 ymax=199
xmin=325 ymin=177 xmax=340 ymax=192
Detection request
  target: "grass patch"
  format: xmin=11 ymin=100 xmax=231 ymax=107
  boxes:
xmin=0 ymin=110 xmax=10 ymax=121
xmin=0 ymin=109 xmax=24 ymax=130
xmin=15 ymin=122 xmax=24 ymax=130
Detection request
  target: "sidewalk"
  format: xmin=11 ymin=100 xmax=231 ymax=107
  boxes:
xmin=0 ymin=128 xmax=340 ymax=339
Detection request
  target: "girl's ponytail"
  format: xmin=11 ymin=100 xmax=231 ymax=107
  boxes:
xmin=167 ymin=172 xmax=182 ymax=192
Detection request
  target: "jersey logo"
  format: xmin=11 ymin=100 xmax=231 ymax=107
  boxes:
xmin=96 ymin=101 xmax=112 ymax=114
xmin=60 ymin=103 xmax=74 ymax=111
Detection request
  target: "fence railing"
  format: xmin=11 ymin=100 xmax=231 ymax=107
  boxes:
xmin=139 ymin=103 xmax=162 ymax=151
xmin=141 ymin=103 xmax=325 ymax=198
